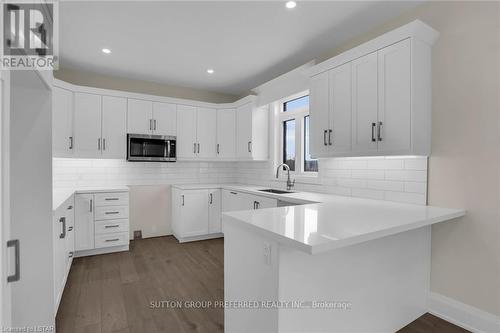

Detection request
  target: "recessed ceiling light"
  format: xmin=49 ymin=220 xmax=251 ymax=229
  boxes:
xmin=207 ymin=69 xmax=214 ymax=74
xmin=102 ymin=48 xmax=111 ymax=54
xmin=285 ymin=1 xmax=296 ymax=9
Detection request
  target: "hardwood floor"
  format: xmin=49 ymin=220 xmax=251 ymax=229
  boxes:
xmin=56 ymin=236 xmax=469 ymax=333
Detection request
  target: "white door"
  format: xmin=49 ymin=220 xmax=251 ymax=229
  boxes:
xmin=52 ymin=87 xmax=73 ymax=157
xmin=208 ymin=189 xmax=222 ymax=233
xmin=351 ymin=52 xmax=379 ymax=153
xmin=153 ymin=102 xmax=176 ymax=135
xmin=236 ymin=104 xmax=253 ymax=159
xmin=176 ymin=105 xmax=197 ymax=159
xmin=74 ymin=194 xmax=95 ymax=251
xmin=74 ymin=93 xmax=102 ymax=157
xmin=309 ymin=72 xmax=330 ymax=157
xmin=127 ymin=98 xmax=152 ymax=134
xmin=329 ymin=63 xmax=352 ymax=154
xmin=181 ymin=190 xmax=209 ymax=237
xmin=216 ymin=108 xmax=236 ymax=159
xmin=102 ymin=96 xmax=127 ymax=158
xmin=377 ymin=39 xmax=411 ymax=153
xmin=196 ymin=108 xmax=217 ymax=159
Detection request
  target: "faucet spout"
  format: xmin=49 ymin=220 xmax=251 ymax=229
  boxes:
xmin=276 ymin=163 xmax=295 ymax=191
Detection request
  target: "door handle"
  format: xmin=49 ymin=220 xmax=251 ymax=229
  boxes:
xmin=371 ymin=123 xmax=376 ymax=142
xmin=328 ymin=129 xmax=333 ymax=145
xmin=209 ymin=193 xmax=213 ymax=204
xmin=323 ymin=130 xmax=327 ymax=146
xmin=59 ymin=217 xmax=66 ymax=239
xmin=181 ymin=195 xmax=185 ymax=206
xmin=69 ymin=136 xmax=73 ymax=150
xmin=7 ymin=239 xmax=20 ymax=283
xmin=377 ymin=121 xmax=383 ymax=141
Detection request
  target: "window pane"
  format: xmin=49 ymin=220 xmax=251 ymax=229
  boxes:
xmin=283 ymin=95 xmax=309 ymax=112
xmin=283 ymin=119 xmax=296 ymax=171
xmin=304 ymin=115 xmax=318 ymax=172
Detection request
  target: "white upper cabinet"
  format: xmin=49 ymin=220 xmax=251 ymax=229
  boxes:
xmin=216 ymin=108 xmax=236 ymax=159
xmin=176 ymin=105 xmax=197 ymax=159
xmin=152 ymin=102 xmax=177 ymax=136
xmin=53 ymin=87 xmax=74 ymax=157
xmin=196 ymin=108 xmax=217 ymax=159
xmin=101 ymin=96 xmax=127 ymax=158
xmin=236 ymin=103 xmax=268 ymax=160
xmin=127 ymin=98 xmax=153 ymax=135
xmin=73 ymin=93 xmax=102 ymax=158
xmin=308 ymin=21 xmax=438 ymax=157
xmin=351 ymin=52 xmax=378 ymax=153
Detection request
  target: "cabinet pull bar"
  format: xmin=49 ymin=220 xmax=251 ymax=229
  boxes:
xmin=98 ymin=138 xmax=101 ymax=150
xmin=105 ymin=211 xmax=119 ymax=215
xmin=69 ymin=136 xmax=73 ymax=150
xmin=68 ymin=226 xmax=73 ymax=231
xmin=209 ymin=193 xmax=213 ymax=204
xmin=104 ymin=198 xmax=119 ymax=201
xmin=328 ymin=129 xmax=333 ymax=145
xmin=377 ymin=121 xmax=383 ymax=141
xmin=230 ymin=191 xmax=238 ymax=195
xmin=197 ymin=143 xmax=200 ymax=154
xmin=371 ymin=123 xmax=376 ymax=142
xmin=150 ymin=119 xmax=152 ymax=131
xmin=59 ymin=217 xmax=66 ymax=239
xmin=68 ymin=252 xmax=74 ymax=258
xmin=90 ymin=199 xmax=93 ymax=212
xmin=67 ymin=205 xmax=73 ymax=210
xmin=6 ymin=239 xmax=20 ymax=282
xmin=324 ymin=130 xmax=327 ymax=146
xmin=105 ymin=238 xmax=120 ymax=242
xmin=181 ymin=195 xmax=185 ymax=206
xmin=217 ymin=144 xmax=220 ymax=154
xmin=154 ymin=119 xmax=157 ymax=131
xmin=193 ymin=143 xmax=196 ymax=154
xmin=105 ymin=224 xmax=120 ymax=228
xmin=103 ymin=138 xmax=106 ymax=151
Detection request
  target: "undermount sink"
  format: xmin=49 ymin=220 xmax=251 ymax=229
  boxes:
xmin=258 ymin=189 xmax=295 ymax=194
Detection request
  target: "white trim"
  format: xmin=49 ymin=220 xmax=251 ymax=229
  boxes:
xmin=428 ymin=292 xmax=500 ymax=333
xmin=308 ymin=20 xmax=439 ymax=77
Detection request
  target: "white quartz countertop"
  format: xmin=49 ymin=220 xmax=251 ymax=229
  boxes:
xmin=53 ymin=186 xmax=129 ymax=211
xmin=174 ymin=184 xmax=465 ymax=254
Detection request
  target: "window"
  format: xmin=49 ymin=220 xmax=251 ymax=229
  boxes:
xmin=278 ymin=94 xmax=317 ymax=174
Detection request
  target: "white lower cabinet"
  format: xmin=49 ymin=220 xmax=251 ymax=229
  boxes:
xmin=74 ymin=193 xmax=94 ymax=251
xmin=222 ymin=189 xmax=277 ymax=211
xmin=53 ymin=195 xmax=74 ymax=313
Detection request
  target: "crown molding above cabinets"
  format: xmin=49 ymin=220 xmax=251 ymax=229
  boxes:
xmin=308 ymin=20 xmax=439 ymax=158
xmin=52 ymin=79 xmax=268 ymax=162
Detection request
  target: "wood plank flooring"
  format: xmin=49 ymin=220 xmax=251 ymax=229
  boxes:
xmin=56 ymin=236 xmax=469 ymax=333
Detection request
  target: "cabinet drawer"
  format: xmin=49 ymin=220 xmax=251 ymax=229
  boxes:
xmin=94 ymin=232 xmax=129 ymax=249
xmin=95 ymin=205 xmax=129 ymax=220
xmin=94 ymin=192 xmax=129 ymax=207
xmin=95 ymin=219 xmax=129 ymax=235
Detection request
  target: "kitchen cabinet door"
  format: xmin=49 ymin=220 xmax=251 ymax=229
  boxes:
xmin=216 ymin=108 xmax=236 ymax=159
xmin=52 ymin=87 xmax=73 ymax=157
xmin=329 ymin=63 xmax=352 ymax=154
xmin=64 ymin=200 xmax=75 ymax=273
xmin=377 ymin=39 xmax=411 ymax=153
xmin=181 ymin=190 xmax=209 ymax=237
xmin=102 ymin=96 xmax=127 ymax=158
xmin=53 ymin=212 xmax=66 ymax=312
xmin=152 ymin=102 xmax=177 ymax=135
xmin=351 ymin=52 xmax=379 ymax=153
xmin=309 ymin=72 xmax=330 ymax=158
xmin=73 ymin=93 xmax=102 ymax=157
xmin=222 ymin=190 xmax=250 ymax=212
xmin=74 ymin=194 xmax=95 ymax=251
xmin=208 ymin=189 xmax=222 ymax=234
xmin=249 ymin=194 xmax=277 ymax=210
xmin=176 ymin=105 xmax=197 ymax=159
xmin=196 ymin=108 xmax=217 ymax=159
xmin=127 ymin=98 xmax=153 ymax=135
xmin=236 ymin=103 xmax=253 ymax=159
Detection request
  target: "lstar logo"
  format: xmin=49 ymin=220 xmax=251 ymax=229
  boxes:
xmin=1 ymin=1 xmax=58 ymax=70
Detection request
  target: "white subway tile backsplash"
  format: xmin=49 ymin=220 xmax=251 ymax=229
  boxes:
xmin=384 ymin=191 xmax=427 ymax=205
xmin=404 ymin=157 xmax=428 ymax=170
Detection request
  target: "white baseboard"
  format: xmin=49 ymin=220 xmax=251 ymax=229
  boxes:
xmin=428 ymin=292 xmax=500 ymax=333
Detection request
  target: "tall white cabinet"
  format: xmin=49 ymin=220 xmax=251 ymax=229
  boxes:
xmin=216 ymin=108 xmax=236 ymax=159
xmin=236 ymin=103 xmax=269 ymax=160
xmin=309 ymin=21 xmax=438 ymax=157
xmin=52 ymin=87 xmax=73 ymax=157
xmin=176 ymin=105 xmax=217 ymax=159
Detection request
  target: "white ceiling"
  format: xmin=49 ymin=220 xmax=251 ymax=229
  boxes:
xmin=59 ymin=1 xmax=422 ymax=96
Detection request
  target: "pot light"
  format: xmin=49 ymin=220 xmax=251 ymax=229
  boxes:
xmin=102 ymin=48 xmax=111 ymax=54
xmin=207 ymin=69 xmax=214 ymax=74
xmin=285 ymin=1 xmax=296 ymax=9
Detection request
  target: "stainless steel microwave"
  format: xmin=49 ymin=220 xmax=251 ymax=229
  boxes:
xmin=127 ymin=134 xmax=176 ymax=162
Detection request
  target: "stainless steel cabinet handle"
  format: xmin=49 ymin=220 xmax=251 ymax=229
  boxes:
xmin=103 ymin=138 xmax=106 ymax=150
xmin=90 ymin=199 xmax=93 ymax=212
xmin=105 ymin=211 xmax=119 ymax=215
xmin=254 ymin=201 xmax=260 ymax=209
xmin=217 ymin=144 xmax=220 ymax=155
xmin=377 ymin=121 xmax=383 ymax=141
xmin=67 ymin=205 xmax=73 ymax=210
xmin=105 ymin=238 xmax=120 ymax=242
xmin=68 ymin=226 xmax=73 ymax=232
xmin=371 ymin=123 xmax=376 ymax=142
xmin=324 ymin=130 xmax=327 ymax=146
xmin=328 ymin=129 xmax=333 ymax=146
xmin=230 ymin=191 xmax=238 ymax=195
xmin=154 ymin=119 xmax=157 ymax=131
xmin=150 ymin=119 xmax=152 ymax=131
xmin=7 ymin=239 xmax=20 ymax=282
xmin=181 ymin=195 xmax=185 ymax=206
xmin=193 ymin=143 xmax=196 ymax=154
xmin=105 ymin=198 xmax=119 ymax=201
xmin=68 ymin=252 xmax=74 ymax=258
xmin=105 ymin=224 xmax=120 ymax=228
xmin=197 ymin=143 xmax=200 ymax=154
xmin=209 ymin=193 xmax=213 ymax=204
xmin=69 ymin=136 xmax=73 ymax=150
xmin=98 ymin=138 xmax=101 ymax=150
xmin=59 ymin=217 xmax=66 ymax=239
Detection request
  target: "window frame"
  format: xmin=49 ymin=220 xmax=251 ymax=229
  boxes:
xmin=277 ymin=91 xmax=318 ymax=177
